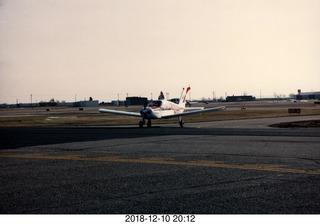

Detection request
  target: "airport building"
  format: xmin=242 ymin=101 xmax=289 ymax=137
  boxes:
xmin=296 ymin=90 xmax=320 ymax=100
xmin=74 ymin=100 xmax=99 ymax=107
xmin=125 ymin=97 xmax=148 ymax=106
xmin=111 ymin=100 xmax=125 ymax=106
xmin=39 ymin=102 xmax=58 ymax=107
xmin=226 ymin=95 xmax=256 ymax=102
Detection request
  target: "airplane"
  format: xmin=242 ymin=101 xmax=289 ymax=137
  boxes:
xmin=99 ymin=86 xmax=225 ymax=127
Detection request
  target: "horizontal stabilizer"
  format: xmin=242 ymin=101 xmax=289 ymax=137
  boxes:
xmin=184 ymin=107 xmax=205 ymax=111
xmin=162 ymin=106 xmax=225 ymax=119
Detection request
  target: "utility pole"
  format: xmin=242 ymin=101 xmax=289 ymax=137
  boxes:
xmin=260 ymin=90 xmax=262 ymax=100
xmin=30 ymin=94 xmax=33 ymax=108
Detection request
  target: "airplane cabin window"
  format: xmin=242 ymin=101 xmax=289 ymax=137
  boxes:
xmin=148 ymin=101 xmax=162 ymax=107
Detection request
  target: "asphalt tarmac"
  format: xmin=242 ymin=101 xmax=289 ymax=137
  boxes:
xmin=1 ymin=116 xmax=320 ymax=214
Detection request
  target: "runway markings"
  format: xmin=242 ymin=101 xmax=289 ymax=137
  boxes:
xmin=1 ymin=153 xmax=320 ymax=175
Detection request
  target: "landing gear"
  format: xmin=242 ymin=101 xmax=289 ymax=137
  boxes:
xmin=147 ymin=119 xmax=152 ymax=128
xmin=179 ymin=117 xmax=184 ymax=128
xmin=139 ymin=119 xmax=152 ymax=128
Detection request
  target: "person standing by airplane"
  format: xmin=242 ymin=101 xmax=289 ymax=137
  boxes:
xmin=158 ymin=91 xmax=165 ymax=100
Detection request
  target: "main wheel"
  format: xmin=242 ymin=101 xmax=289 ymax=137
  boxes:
xmin=179 ymin=120 xmax=184 ymax=128
xmin=147 ymin=119 xmax=152 ymax=128
xmin=139 ymin=121 xmax=144 ymax=128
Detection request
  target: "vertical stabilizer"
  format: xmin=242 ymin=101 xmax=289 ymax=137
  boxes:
xmin=179 ymin=86 xmax=191 ymax=107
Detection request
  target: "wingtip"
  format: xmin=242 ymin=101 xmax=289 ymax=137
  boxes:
xmin=98 ymin=108 xmax=106 ymax=113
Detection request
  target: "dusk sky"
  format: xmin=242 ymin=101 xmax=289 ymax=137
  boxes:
xmin=1 ymin=0 xmax=320 ymax=104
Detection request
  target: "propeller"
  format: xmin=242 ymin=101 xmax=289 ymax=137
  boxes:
xmin=140 ymin=101 xmax=150 ymax=118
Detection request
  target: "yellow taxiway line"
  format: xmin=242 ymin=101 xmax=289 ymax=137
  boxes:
xmin=1 ymin=153 xmax=320 ymax=175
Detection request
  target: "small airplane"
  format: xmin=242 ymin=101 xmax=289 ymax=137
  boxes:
xmin=99 ymin=86 xmax=225 ymax=127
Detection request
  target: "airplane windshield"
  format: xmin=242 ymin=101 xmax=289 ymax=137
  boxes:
xmin=148 ymin=100 xmax=162 ymax=107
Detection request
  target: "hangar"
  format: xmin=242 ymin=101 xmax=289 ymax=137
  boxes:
xmin=296 ymin=91 xmax=320 ymax=100
xmin=125 ymin=97 xmax=148 ymax=106
xmin=74 ymin=100 xmax=99 ymax=107
xmin=226 ymin=95 xmax=256 ymax=102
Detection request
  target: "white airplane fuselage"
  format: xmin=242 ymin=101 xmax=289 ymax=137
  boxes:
xmin=140 ymin=100 xmax=185 ymax=119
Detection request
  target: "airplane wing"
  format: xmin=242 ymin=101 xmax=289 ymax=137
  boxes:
xmin=162 ymin=106 xmax=226 ymax=119
xmin=99 ymin=108 xmax=142 ymax=117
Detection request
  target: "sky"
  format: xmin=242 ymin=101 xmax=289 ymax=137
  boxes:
xmin=1 ymin=0 xmax=320 ymax=104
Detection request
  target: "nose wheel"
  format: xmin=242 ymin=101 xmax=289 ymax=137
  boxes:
xmin=139 ymin=119 xmax=152 ymax=128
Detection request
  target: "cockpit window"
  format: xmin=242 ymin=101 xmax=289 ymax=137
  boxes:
xmin=148 ymin=100 xmax=162 ymax=107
